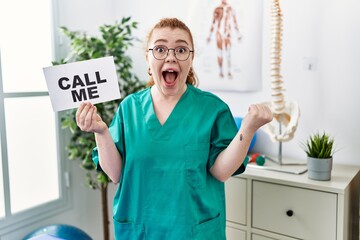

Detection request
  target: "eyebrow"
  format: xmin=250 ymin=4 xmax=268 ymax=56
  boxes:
xmin=154 ymin=39 xmax=189 ymax=46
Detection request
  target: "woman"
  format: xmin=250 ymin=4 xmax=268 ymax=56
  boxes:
xmin=76 ymin=18 xmax=272 ymax=240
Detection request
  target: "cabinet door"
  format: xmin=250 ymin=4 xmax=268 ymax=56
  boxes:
xmin=225 ymin=177 xmax=247 ymax=225
xmin=226 ymin=226 xmax=246 ymax=240
xmin=252 ymin=234 xmax=276 ymax=240
xmin=252 ymin=181 xmax=337 ymax=240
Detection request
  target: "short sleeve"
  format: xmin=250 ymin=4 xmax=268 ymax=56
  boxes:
xmin=208 ymin=106 xmax=247 ymax=175
xmin=92 ymin=104 xmax=125 ymax=170
xmin=92 ymin=147 xmax=101 ymax=171
xmin=232 ymin=155 xmax=248 ymax=176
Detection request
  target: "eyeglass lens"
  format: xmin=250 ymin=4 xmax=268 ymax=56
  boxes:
xmin=151 ymin=45 xmax=191 ymax=61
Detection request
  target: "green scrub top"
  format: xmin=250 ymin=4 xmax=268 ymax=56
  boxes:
xmin=93 ymin=84 xmax=246 ymax=240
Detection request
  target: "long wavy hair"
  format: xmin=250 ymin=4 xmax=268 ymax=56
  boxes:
xmin=146 ymin=18 xmax=198 ymax=87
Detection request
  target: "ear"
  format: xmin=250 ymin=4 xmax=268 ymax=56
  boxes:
xmin=145 ymin=52 xmax=150 ymax=71
xmin=145 ymin=51 xmax=149 ymax=63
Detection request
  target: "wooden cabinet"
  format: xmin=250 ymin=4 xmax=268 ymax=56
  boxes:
xmin=225 ymin=164 xmax=360 ymax=240
xmin=226 ymin=226 xmax=246 ymax=240
xmin=225 ymin=177 xmax=247 ymax=225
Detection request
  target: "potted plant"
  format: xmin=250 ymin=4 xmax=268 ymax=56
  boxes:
xmin=54 ymin=17 xmax=146 ymax=240
xmin=303 ymin=132 xmax=335 ymax=181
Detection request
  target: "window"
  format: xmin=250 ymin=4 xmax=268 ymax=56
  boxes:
xmin=0 ymin=140 xmax=4 ymax=218
xmin=0 ymin=0 xmax=68 ymax=234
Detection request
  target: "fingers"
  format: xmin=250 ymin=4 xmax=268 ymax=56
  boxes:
xmin=244 ymin=104 xmax=273 ymax=131
xmin=261 ymin=104 xmax=274 ymax=121
xmin=92 ymin=105 xmax=98 ymax=123
xmin=76 ymin=102 xmax=96 ymax=132
xmin=75 ymin=102 xmax=86 ymax=124
xmin=84 ymin=105 xmax=95 ymax=129
xmin=248 ymin=104 xmax=273 ymax=119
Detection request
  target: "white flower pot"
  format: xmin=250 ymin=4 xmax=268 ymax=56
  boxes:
xmin=307 ymin=157 xmax=333 ymax=181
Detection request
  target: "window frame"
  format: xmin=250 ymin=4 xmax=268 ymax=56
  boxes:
xmin=0 ymin=0 xmax=70 ymax=235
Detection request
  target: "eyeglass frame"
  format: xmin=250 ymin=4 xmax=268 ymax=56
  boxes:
xmin=148 ymin=45 xmax=194 ymax=61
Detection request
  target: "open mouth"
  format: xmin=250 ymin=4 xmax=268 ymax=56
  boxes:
xmin=162 ymin=69 xmax=178 ymax=86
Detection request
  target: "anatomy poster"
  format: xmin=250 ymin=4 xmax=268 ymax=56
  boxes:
xmin=187 ymin=0 xmax=263 ymax=92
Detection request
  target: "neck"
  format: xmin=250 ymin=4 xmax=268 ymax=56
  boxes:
xmin=151 ymin=84 xmax=187 ymax=102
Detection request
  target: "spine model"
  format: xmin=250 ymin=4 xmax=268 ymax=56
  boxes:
xmin=263 ymin=0 xmax=300 ymax=142
xmin=270 ymin=0 xmax=285 ymax=114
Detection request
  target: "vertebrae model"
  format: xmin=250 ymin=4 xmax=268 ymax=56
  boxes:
xmin=263 ymin=0 xmax=300 ymax=142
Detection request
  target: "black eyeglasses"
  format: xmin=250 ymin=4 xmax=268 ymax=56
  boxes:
xmin=148 ymin=45 xmax=194 ymax=61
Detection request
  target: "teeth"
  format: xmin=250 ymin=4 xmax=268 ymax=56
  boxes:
xmin=167 ymin=70 xmax=174 ymax=73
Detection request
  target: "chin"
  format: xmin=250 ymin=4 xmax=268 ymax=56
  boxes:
xmin=161 ymin=81 xmax=186 ymax=96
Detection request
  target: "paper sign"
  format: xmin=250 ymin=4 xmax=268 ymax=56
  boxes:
xmin=43 ymin=56 xmax=121 ymax=111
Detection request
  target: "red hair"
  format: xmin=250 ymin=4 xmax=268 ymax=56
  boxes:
xmin=146 ymin=18 xmax=198 ymax=87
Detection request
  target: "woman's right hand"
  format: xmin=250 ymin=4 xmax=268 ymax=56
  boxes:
xmin=76 ymin=102 xmax=108 ymax=134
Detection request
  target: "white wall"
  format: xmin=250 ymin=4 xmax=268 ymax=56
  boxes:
xmin=257 ymin=0 xmax=360 ymax=164
xmin=114 ymin=0 xmax=360 ymax=165
xmin=6 ymin=0 xmax=359 ymax=239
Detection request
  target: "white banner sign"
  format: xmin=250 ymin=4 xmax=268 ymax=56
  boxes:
xmin=43 ymin=56 xmax=121 ymax=111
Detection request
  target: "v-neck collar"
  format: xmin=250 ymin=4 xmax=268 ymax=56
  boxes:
xmin=141 ymin=84 xmax=191 ymax=137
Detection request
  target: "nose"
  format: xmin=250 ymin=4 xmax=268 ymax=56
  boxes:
xmin=165 ymin=49 xmax=177 ymax=62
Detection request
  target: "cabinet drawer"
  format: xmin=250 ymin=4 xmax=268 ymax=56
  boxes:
xmin=252 ymin=181 xmax=337 ymax=240
xmin=225 ymin=177 xmax=247 ymax=225
xmin=226 ymin=226 xmax=246 ymax=240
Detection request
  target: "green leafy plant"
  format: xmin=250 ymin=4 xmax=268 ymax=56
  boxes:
xmin=303 ymin=132 xmax=335 ymax=159
xmin=54 ymin=17 xmax=146 ymax=240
